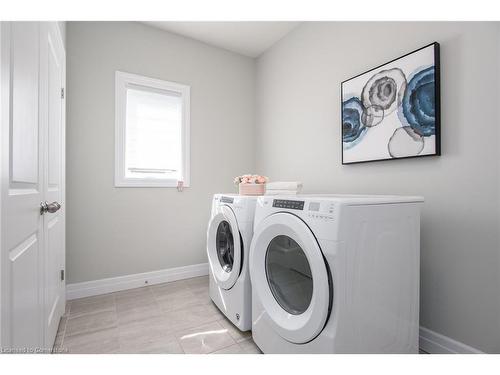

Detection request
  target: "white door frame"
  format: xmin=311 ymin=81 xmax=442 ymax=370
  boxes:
xmin=40 ymin=21 xmax=66 ymax=349
xmin=0 ymin=20 xmax=3 ymax=349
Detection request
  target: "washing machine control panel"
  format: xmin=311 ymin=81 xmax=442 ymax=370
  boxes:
xmin=272 ymin=199 xmax=304 ymax=210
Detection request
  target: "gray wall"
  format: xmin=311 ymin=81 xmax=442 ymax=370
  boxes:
xmin=66 ymin=22 xmax=255 ymax=283
xmin=255 ymin=22 xmax=500 ymax=353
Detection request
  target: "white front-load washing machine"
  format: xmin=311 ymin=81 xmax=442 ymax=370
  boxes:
xmin=207 ymin=194 xmax=257 ymax=331
xmin=249 ymin=194 xmax=423 ymax=353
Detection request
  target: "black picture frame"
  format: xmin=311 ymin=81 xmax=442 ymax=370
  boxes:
xmin=341 ymin=42 xmax=441 ymax=165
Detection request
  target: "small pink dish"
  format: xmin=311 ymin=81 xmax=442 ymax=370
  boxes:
xmin=239 ymin=183 xmax=266 ymax=196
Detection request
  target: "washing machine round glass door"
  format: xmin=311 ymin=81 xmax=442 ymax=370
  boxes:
xmin=250 ymin=212 xmax=331 ymax=344
xmin=207 ymin=205 xmax=242 ymax=290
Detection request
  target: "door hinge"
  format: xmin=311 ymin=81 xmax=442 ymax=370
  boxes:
xmin=61 ymin=88 xmax=65 ymax=99
xmin=60 ymin=269 xmax=65 ymax=281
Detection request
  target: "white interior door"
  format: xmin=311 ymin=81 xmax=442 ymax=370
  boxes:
xmin=1 ymin=21 xmax=44 ymax=351
xmin=0 ymin=21 xmax=65 ymax=352
xmin=40 ymin=22 xmax=66 ymax=349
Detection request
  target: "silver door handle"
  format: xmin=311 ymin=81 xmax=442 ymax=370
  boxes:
xmin=40 ymin=201 xmax=61 ymax=215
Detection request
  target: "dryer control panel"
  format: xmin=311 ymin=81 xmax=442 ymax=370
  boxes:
xmin=307 ymin=200 xmax=336 ymax=221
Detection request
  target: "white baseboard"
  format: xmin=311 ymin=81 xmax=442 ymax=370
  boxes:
xmin=66 ymin=263 xmax=209 ymax=300
xmin=419 ymin=327 xmax=484 ymax=354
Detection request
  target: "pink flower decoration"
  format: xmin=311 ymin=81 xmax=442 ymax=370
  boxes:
xmin=234 ymin=174 xmax=268 ymax=185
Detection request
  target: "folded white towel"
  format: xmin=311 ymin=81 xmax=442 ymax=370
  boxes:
xmin=266 ymin=181 xmax=303 ymax=191
xmin=265 ymin=190 xmax=299 ymax=196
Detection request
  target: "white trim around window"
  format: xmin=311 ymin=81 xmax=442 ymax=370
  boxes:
xmin=115 ymin=71 xmax=190 ymax=187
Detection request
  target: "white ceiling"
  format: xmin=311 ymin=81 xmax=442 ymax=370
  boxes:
xmin=143 ymin=22 xmax=301 ymax=58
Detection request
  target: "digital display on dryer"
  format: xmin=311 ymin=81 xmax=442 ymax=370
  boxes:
xmin=272 ymin=199 xmax=305 ymax=210
xmin=308 ymin=202 xmax=320 ymax=211
xmin=220 ymin=196 xmax=234 ymax=204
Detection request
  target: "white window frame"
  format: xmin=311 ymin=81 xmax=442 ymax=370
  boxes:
xmin=115 ymin=71 xmax=190 ymax=187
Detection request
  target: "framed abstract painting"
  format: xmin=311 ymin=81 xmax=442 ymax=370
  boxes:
xmin=341 ymin=42 xmax=440 ymax=164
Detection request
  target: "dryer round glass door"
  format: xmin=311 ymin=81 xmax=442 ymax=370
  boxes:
xmin=266 ymin=235 xmax=313 ymax=315
xmin=207 ymin=205 xmax=242 ymax=290
xmin=250 ymin=213 xmax=332 ymax=344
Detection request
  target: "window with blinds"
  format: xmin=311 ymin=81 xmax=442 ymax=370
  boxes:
xmin=115 ymin=71 xmax=190 ymax=187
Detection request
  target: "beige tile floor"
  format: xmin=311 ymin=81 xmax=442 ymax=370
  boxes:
xmin=53 ymin=275 xmax=427 ymax=354
xmin=53 ymin=276 xmax=260 ymax=354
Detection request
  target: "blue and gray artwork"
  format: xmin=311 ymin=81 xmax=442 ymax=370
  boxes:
xmin=361 ymin=68 xmax=406 ymax=121
xmin=399 ymin=67 xmax=436 ymax=137
xmin=342 ymin=97 xmax=367 ymax=148
xmin=341 ymin=44 xmax=438 ymax=163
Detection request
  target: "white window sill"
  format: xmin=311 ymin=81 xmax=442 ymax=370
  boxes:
xmin=114 ymin=179 xmax=190 ymax=188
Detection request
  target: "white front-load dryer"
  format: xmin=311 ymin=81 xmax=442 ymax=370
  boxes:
xmin=249 ymin=194 xmax=423 ymax=353
xmin=207 ymin=194 xmax=257 ymax=331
